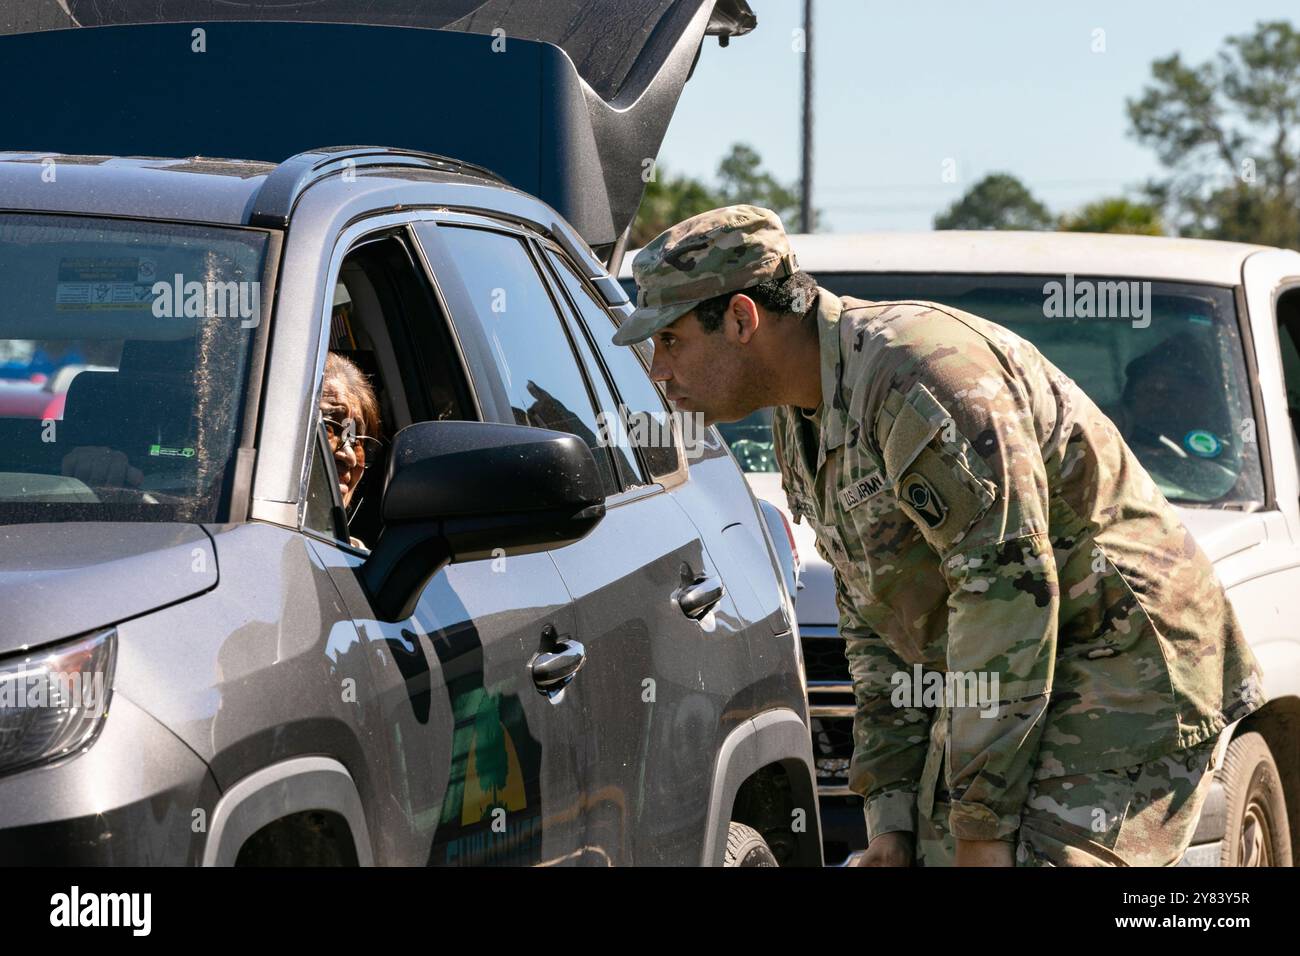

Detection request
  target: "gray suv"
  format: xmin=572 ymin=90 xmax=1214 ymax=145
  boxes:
xmin=0 ymin=3 xmax=821 ymax=866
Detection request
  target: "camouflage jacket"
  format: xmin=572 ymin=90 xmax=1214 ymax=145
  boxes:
xmin=771 ymin=288 xmax=1265 ymax=843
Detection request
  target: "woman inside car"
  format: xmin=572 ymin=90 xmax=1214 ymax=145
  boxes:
xmin=319 ymin=351 xmax=382 ymax=548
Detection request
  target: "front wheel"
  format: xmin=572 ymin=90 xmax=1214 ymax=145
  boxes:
xmin=724 ymin=821 xmax=778 ymax=867
xmin=1218 ymin=732 xmax=1291 ymax=867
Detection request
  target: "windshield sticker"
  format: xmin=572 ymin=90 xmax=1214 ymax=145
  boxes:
xmin=149 ymin=444 xmax=195 ymax=458
xmin=1183 ymin=429 xmax=1223 ymax=458
xmin=56 ymin=256 xmax=157 ymax=310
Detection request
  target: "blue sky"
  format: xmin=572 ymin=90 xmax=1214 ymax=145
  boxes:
xmin=657 ymin=0 xmax=1300 ymax=232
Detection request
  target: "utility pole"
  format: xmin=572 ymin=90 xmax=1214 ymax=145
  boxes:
xmin=800 ymin=0 xmax=814 ymax=233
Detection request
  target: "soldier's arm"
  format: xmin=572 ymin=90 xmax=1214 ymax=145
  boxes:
xmin=873 ymin=330 xmax=1058 ymax=846
xmin=834 ymin=567 xmax=933 ymax=841
xmin=771 ymin=405 xmax=934 ymax=841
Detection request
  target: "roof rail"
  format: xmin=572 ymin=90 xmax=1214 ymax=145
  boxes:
xmin=247 ymin=146 xmax=508 ymax=228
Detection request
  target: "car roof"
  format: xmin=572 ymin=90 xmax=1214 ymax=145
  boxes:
xmin=617 ymin=231 xmax=1278 ymax=286
xmin=0 ymin=153 xmax=276 ymax=226
xmin=0 ymin=150 xmax=504 ymax=227
xmin=0 ymin=148 xmax=625 ymax=302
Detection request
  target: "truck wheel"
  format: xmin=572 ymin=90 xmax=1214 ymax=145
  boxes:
xmin=724 ymin=821 xmax=778 ymax=867
xmin=1218 ymin=732 xmax=1291 ymax=867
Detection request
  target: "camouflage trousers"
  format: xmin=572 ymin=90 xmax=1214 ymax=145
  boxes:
xmin=915 ymin=736 xmax=1218 ymax=867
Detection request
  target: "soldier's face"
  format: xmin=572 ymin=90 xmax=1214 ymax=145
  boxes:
xmin=648 ymin=299 xmax=765 ymax=426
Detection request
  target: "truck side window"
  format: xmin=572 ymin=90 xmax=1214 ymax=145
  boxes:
xmin=1275 ymin=287 xmax=1300 ymax=458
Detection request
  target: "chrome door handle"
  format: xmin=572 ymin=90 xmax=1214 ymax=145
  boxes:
xmin=676 ymin=574 xmax=725 ymax=620
xmin=530 ymin=636 xmax=586 ymax=691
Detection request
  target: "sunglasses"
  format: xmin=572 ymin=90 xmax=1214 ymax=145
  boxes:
xmin=321 ymin=415 xmax=383 ymax=454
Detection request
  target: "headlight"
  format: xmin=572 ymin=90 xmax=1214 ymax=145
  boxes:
xmin=0 ymin=628 xmax=116 ymax=776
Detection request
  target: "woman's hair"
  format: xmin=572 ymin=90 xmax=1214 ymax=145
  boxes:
xmin=325 ymin=352 xmax=381 ymax=440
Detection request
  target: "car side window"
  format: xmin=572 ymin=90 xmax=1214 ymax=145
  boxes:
xmin=306 ymin=230 xmax=478 ymax=549
xmin=1275 ymin=287 xmax=1300 ymax=462
xmin=536 ymin=248 xmax=643 ymax=490
xmin=545 ymin=249 xmax=683 ymax=480
xmin=304 ymin=422 xmax=348 ymax=541
xmin=435 ymin=226 xmax=619 ymax=496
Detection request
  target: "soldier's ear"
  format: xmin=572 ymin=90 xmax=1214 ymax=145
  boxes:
xmin=728 ymin=292 xmax=761 ymax=342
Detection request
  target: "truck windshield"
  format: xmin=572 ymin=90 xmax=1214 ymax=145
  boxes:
xmin=717 ymin=273 xmax=1263 ymax=508
xmin=0 ymin=213 xmax=269 ymax=523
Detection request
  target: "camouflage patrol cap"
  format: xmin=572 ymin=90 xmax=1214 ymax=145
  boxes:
xmin=611 ymin=204 xmax=800 ymax=346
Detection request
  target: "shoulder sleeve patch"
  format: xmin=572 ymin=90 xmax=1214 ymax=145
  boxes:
xmin=879 ymin=382 xmax=948 ymax=481
xmin=879 ymin=383 xmax=997 ymax=555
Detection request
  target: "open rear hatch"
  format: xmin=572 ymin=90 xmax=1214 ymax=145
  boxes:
xmin=0 ymin=0 xmax=756 ymax=262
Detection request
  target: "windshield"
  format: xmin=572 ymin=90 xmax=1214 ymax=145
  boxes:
xmin=703 ymin=273 xmax=1262 ymax=508
xmin=0 ymin=214 xmax=269 ymax=523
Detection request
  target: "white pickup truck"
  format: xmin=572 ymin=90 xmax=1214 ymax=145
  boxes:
xmin=624 ymin=230 xmax=1300 ymax=865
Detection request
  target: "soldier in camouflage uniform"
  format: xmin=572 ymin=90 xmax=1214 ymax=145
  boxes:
xmin=612 ymin=204 xmax=1266 ymax=866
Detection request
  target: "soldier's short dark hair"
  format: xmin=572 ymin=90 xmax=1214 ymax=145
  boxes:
xmin=693 ymin=270 xmax=819 ymax=333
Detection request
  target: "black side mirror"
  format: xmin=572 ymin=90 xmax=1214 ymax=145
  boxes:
xmin=362 ymin=420 xmax=605 ymax=621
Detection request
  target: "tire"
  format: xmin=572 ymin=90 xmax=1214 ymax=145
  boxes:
xmin=1218 ymin=732 xmax=1292 ymax=867
xmin=724 ymin=821 xmax=778 ymax=867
